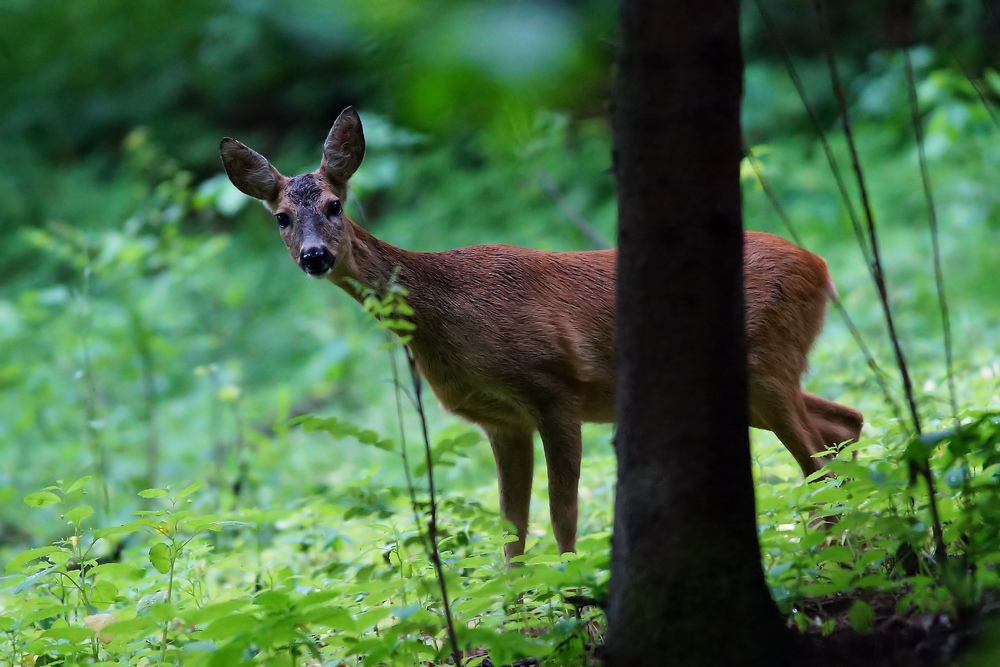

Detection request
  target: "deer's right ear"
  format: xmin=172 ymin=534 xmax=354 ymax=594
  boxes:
xmin=219 ymin=138 xmax=285 ymax=202
xmin=321 ymin=107 xmax=366 ymax=186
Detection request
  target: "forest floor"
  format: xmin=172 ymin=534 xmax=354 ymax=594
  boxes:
xmin=802 ymin=589 xmax=998 ymax=666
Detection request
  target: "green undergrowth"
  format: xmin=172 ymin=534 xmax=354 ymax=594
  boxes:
xmin=3 ymin=51 xmax=1000 ymax=665
xmin=1 ymin=454 xmax=609 ymax=666
xmin=3 ymin=383 xmax=1000 ymax=665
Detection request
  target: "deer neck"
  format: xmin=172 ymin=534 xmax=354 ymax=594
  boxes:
xmin=333 ymin=219 xmax=423 ymax=306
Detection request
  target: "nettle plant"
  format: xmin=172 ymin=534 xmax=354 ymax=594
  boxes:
xmin=1 ymin=286 xmax=607 ymax=666
xmin=3 ymin=480 xmax=236 ymax=665
xmin=756 ymin=406 xmax=1000 ymax=634
xmin=3 ymin=482 xmax=607 ymax=665
xmin=3 ymin=357 xmax=999 ymax=663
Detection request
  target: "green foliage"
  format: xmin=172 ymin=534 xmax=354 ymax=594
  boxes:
xmin=757 ymin=408 xmax=1000 ymax=631
xmin=1 ymin=472 xmax=605 ymax=666
xmin=2 ymin=0 xmax=1000 ymax=663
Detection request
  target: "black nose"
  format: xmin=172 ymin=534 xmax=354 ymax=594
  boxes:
xmin=299 ymin=246 xmax=334 ymax=275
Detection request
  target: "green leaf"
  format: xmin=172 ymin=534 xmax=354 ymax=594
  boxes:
xmin=254 ymin=590 xmax=290 ymax=611
xmin=918 ymin=428 xmax=954 ymax=448
xmin=65 ymin=476 xmax=92 ymax=494
xmin=24 ymin=491 xmax=61 ymax=508
xmin=306 ymin=606 xmax=357 ymax=631
xmin=138 ymin=488 xmax=170 ymax=499
xmin=89 ymin=562 xmax=145 ymax=581
xmin=944 ymin=465 xmax=968 ymax=489
xmin=198 ymin=612 xmax=260 ymax=640
xmin=5 ymin=546 xmax=63 ymax=572
xmin=175 ymin=481 xmax=202 ymax=499
xmin=65 ymin=505 xmax=94 ymax=527
xmin=985 ymin=69 xmax=1000 ymax=96
xmin=818 ymin=545 xmax=854 ymax=566
xmin=18 ymin=604 xmax=71 ymax=627
xmin=848 ymin=599 xmax=874 ymax=633
xmin=93 ymin=521 xmax=147 ymax=539
xmin=181 ymin=600 xmax=248 ymax=625
xmin=101 ymin=617 xmax=158 ymax=640
xmin=14 ymin=565 xmax=58 ymax=594
xmin=148 ymin=543 xmax=171 ymax=574
xmin=287 ymin=415 xmax=393 ymax=451
xmin=43 ymin=625 xmax=94 ymax=642
xmin=392 ymin=604 xmax=421 ymax=621
xmin=856 ymin=550 xmax=888 ymax=570
xmin=90 ymin=581 xmax=119 ymax=606
xmin=903 ymin=437 xmax=931 ymax=464
xmin=147 ymin=602 xmax=178 ymax=623
xmin=137 ymin=591 xmax=168 ymax=615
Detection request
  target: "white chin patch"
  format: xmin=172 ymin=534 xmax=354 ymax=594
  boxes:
xmin=307 ymin=269 xmax=332 ymax=279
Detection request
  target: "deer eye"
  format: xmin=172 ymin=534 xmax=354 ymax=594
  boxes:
xmin=275 ymin=212 xmax=292 ymax=229
xmin=325 ymin=200 xmax=343 ymax=218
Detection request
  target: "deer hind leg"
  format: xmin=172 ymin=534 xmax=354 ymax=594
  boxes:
xmin=537 ymin=408 xmax=583 ymax=555
xmin=486 ymin=426 xmax=536 ymax=562
xmin=802 ymin=392 xmax=864 ymax=455
xmin=751 ymin=383 xmax=828 ymax=478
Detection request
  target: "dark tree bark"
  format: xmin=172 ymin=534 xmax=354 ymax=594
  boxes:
xmin=605 ymin=1 xmax=798 ymax=665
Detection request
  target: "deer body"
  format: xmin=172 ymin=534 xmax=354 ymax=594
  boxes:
xmin=221 ymin=108 xmax=864 ymax=560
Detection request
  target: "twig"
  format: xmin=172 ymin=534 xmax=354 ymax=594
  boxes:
xmin=129 ymin=308 xmax=160 ymax=490
xmin=901 ymin=47 xmax=960 ymax=426
xmin=76 ymin=267 xmax=111 ymax=519
xmin=536 ymin=171 xmax=612 ymax=250
xmin=404 ymin=346 xmax=462 ymax=665
xmin=946 ymin=47 xmax=1000 ymax=131
xmin=814 ymin=0 xmax=921 ymax=435
xmin=388 ymin=341 xmax=434 ymax=559
xmin=204 ymin=365 xmax=251 ymax=503
xmin=750 ymin=0 xmax=874 ymax=273
xmin=814 ymin=0 xmax=947 ymax=563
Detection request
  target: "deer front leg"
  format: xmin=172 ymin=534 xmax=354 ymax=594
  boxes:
xmin=537 ymin=409 xmax=583 ymax=554
xmin=487 ymin=426 xmax=535 ymax=562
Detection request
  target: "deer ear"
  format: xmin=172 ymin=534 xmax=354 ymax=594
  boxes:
xmin=219 ymin=138 xmax=284 ymax=201
xmin=321 ymin=107 xmax=365 ymax=186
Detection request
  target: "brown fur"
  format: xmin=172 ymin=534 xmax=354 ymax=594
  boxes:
xmin=221 ymin=108 xmax=864 ymax=561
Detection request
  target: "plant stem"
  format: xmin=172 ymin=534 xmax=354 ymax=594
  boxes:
xmin=814 ymin=0 xmax=948 ymax=564
xmin=160 ymin=537 xmax=177 ymax=664
xmin=77 ymin=268 xmax=111 ymax=519
xmin=901 ymin=46 xmax=959 ymax=427
xmin=405 ymin=347 xmax=462 ymax=665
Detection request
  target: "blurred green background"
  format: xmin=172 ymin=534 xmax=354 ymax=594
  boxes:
xmin=1 ymin=0 xmax=998 ymax=551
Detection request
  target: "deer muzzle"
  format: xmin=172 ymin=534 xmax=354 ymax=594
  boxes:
xmin=299 ymin=246 xmax=335 ymax=277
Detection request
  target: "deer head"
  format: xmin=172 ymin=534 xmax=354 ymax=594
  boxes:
xmin=219 ymin=107 xmax=366 ymax=279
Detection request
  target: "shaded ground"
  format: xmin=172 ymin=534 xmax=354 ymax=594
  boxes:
xmin=801 ymin=589 xmax=999 ymax=666
xmin=471 ymin=590 xmax=1000 ymax=666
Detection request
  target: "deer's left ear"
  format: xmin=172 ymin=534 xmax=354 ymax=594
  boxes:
xmin=321 ymin=107 xmax=366 ymax=187
xmin=220 ymin=138 xmax=286 ymax=202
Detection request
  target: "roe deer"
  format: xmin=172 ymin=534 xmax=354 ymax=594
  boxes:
xmin=220 ymin=107 xmax=864 ymax=560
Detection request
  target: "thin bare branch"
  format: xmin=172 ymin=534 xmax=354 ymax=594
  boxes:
xmin=814 ymin=0 xmax=921 ymax=434
xmin=389 ymin=341 xmax=434 ymax=559
xmin=902 ymin=48 xmax=960 ymax=426
xmin=750 ymin=0 xmax=874 ymax=273
xmin=405 ymin=346 xmax=462 ymax=666
xmin=537 ymin=171 xmax=612 ymax=250
xmin=946 ymin=47 xmax=1000 ymax=131
xmin=813 ymin=0 xmax=947 ymax=563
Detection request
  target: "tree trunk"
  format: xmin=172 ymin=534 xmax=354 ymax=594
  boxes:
xmin=605 ymin=1 xmax=797 ymax=665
